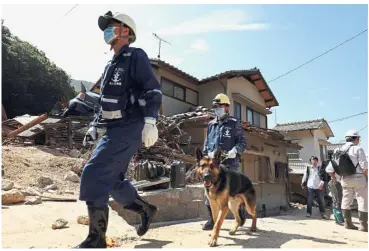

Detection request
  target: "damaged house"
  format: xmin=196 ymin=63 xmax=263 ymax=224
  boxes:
xmin=273 ymin=119 xmax=334 ymax=196
xmin=145 ymin=60 xmax=302 ymax=216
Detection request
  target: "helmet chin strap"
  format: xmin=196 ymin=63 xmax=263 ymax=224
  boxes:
xmin=109 ymin=23 xmax=134 ymax=50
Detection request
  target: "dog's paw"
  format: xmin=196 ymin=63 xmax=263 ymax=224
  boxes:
xmin=208 ymin=237 xmax=217 ymax=247
xmin=229 ymin=229 xmax=237 ymax=235
xmin=250 ymin=226 xmax=257 ymax=232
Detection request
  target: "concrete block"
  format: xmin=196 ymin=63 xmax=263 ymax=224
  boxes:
xmin=165 ymin=188 xmax=182 ymax=205
xmin=143 ymin=191 xmax=167 ymax=206
xmin=198 ymin=200 xmax=208 ymax=220
xmin=179 ymin=189 xmax=193 ymax=203
xmin=185 ymin=200 xmax=200 ymax=219
xmin=165 ymin=204 xmax=187 ymax=221
xmin=108 ymin=200 xmax=140 ymax=225
xmin=187 ymin=185 xmax=206 ymax=200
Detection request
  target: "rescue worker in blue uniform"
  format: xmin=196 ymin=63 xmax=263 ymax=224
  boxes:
xmin=75 ymin=11 xmax=162 ymax=248
xmin=202 ymin=93 xmax=247 ymax=230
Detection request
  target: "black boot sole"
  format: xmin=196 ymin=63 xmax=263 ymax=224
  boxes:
xmin=137 ymin=206 xmax=158 ymax=236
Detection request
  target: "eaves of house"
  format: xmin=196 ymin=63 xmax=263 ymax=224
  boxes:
xmin=149 ymin=59 xmax=279 ymax=109
xmin=273 ymin=118 xmax=334 ymax=138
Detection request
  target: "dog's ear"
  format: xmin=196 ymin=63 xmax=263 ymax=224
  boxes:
xmin=213 ymin=147 xmax=222 ymax=165
xmin=196 ymin=148 xmax=203 ymax=163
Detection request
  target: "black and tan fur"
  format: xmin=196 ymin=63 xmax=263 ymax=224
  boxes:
xmin=196 ymin=147 xmax=257 ymax=247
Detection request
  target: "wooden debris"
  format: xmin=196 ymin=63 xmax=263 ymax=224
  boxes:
xmin=40 ymin=194 xmax=77 ymax=202
xmin=7 ymin=113 xmax=48 ymax=137
xmin=132 ymin=177 xmax=170 ymax=189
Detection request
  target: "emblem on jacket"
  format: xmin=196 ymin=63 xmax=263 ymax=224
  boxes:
xmin=223 ymin=127 xmax=231 ymax=138
xmin=109 ymin=68 xmax=124 ymax=86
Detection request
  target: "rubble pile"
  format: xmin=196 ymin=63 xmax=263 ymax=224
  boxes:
xmin=135 ymin=106 xmax=214 ymax=163
xmin=127 ymin=106 xmax=214 ymax=183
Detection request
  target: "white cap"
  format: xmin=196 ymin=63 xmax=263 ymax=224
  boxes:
xmin=345 ymin=129 xmax=360 ymax=138
xmin=98 ymin=11 xmax=137 ymax=43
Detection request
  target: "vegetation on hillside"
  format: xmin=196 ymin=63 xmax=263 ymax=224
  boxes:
xmin=2 ymin=20 xmax=75 ymax=118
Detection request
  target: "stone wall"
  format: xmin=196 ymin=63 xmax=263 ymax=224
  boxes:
xmin=109 ymin=185 xmax=208 ymax=225
xmin=109 ymin=183 xmax=289 ymax=225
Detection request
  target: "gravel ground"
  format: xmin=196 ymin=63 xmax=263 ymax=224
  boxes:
xmin=2 ymin=201 xmax=367 ymax=248
xmin=2 ymin=145 xmax=84 ymax=194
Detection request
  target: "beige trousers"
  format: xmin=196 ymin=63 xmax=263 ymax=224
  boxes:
xmin=341 ymin=175 xmax=368 ymax=212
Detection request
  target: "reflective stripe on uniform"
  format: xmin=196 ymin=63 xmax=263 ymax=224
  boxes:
xmin=146 ymin=89 xmax=162 ymax=95
xmin=101 ymin=110 xmax=122 ymax=119
xmin=138 ymin=99 xmax=146 ymax=106
xmin=101 ymin=97 xmax=118 ymax=103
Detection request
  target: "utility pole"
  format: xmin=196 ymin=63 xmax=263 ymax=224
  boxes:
xmin=152 ymin=33 xmax=171 ymax=60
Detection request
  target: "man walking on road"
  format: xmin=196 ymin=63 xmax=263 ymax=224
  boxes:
xmin=76 ymin=11 xmax=162 ymax=248
xmin=328 ymin=130 xmax=368 ymax=232
xmin=301 ymin=156 xmax=328 ymax=219
xmin=201 ymin=93 xmax=247 ymax=230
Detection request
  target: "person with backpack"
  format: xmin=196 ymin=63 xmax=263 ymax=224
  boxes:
xmin=301 ymin=156 xmax=329 ymax=219
xmin=327 ymin=130 xmax=368 ymax=232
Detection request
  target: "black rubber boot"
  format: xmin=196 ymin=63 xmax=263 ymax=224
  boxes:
xmin=343 ymin=209 xmax=359 ymax=230
xmin=359 ymin=211 xmax=368 ymax=232
xmin=124 ymin=195 xmax=158 ymax=236
xmin=202 ymin=205 xmax=214 ymax=230
xmin=75 ymin=207 xmax=109 ymax=248
xmin=239 ymin=204 xmax=246 ymax=227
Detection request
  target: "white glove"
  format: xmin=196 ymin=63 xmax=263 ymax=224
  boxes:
xmin=227 ymin=148 xmax=238 ymax=159
xmin=83 ymin=126 xmax=98 ymax=146
xmin=208 ymin=151 xmax=215 ymax=159
xmin=142 ymin=117 xmax=158 ymax=148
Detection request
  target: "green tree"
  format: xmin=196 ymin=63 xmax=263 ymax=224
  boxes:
xmin=2 ymin=20 xmax=75 ymax=118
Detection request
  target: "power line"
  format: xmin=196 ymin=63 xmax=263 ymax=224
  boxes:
xmin=268 ymin=29 xmax=368 ymax=83
xmin=328 ymin=112 xmax=368 ymax=124
xmin=358 ymin=125 xmax=368 ymax=133
xmin=63 ymin=4 xmax=79 ymax=17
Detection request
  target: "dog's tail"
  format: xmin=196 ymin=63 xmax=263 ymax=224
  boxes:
xmin=242 ymin=187 xmax=257 ymax=219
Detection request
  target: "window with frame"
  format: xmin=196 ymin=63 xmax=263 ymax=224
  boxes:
xmin=160 ymin=77 xmax=199 ymax=104
xmin=247 ymin=107 xmax=264 ymax=128
xmin=173 ymin=85 xmax=185 ymax=100
xmin=161 ymin=79 xmax=174 ymax=96
xmin=253 ymin=111 xmax=260 ymax=127
xmin=186 ymin=88 xmax=198 ymax=105
xmin=247 ymin=108 xmax=253 ymax=124
xmin=234 ymin=101 xmax=241 ymax=121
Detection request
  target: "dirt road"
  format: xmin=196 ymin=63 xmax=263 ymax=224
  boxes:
xmin=2 ymin=201 xmax=367 ymax=248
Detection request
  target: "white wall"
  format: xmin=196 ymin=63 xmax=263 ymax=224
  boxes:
xmin=314 ymin=130 xmax=329 ymax=161
xmin=283 ymin=130 xmax=318 ymax=164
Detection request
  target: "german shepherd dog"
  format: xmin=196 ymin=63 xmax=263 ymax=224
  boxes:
xmin=196 ymin=147 xmax=257 ymax=247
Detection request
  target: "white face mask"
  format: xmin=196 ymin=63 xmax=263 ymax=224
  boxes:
xmin=104 ymin=27 xmax=118 ymax=44
xmin=215 ymin=108 xmax=226 ymax=118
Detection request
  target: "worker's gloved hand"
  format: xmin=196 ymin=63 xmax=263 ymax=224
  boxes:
xmin=142 ymin=117 xmax=158 ymax=148
xmin=226 ymin=147 xmax=238 ymax=159
xmin=83 ymin=126 xmax=98 ymax=146
xmin=207 ymin=151 xmax=215 ymax=159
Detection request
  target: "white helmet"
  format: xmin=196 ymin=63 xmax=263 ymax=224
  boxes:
xmin=345 ymin=129 xmax=360 ymax=138
xmin=98 ymin=11 xmax=137 ymax=43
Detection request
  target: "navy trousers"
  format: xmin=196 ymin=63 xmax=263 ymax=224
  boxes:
xmin=306 ymin=188 xmax=326 ymax=215
xmin=79 ymin=119 xmax=144 ymax=208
